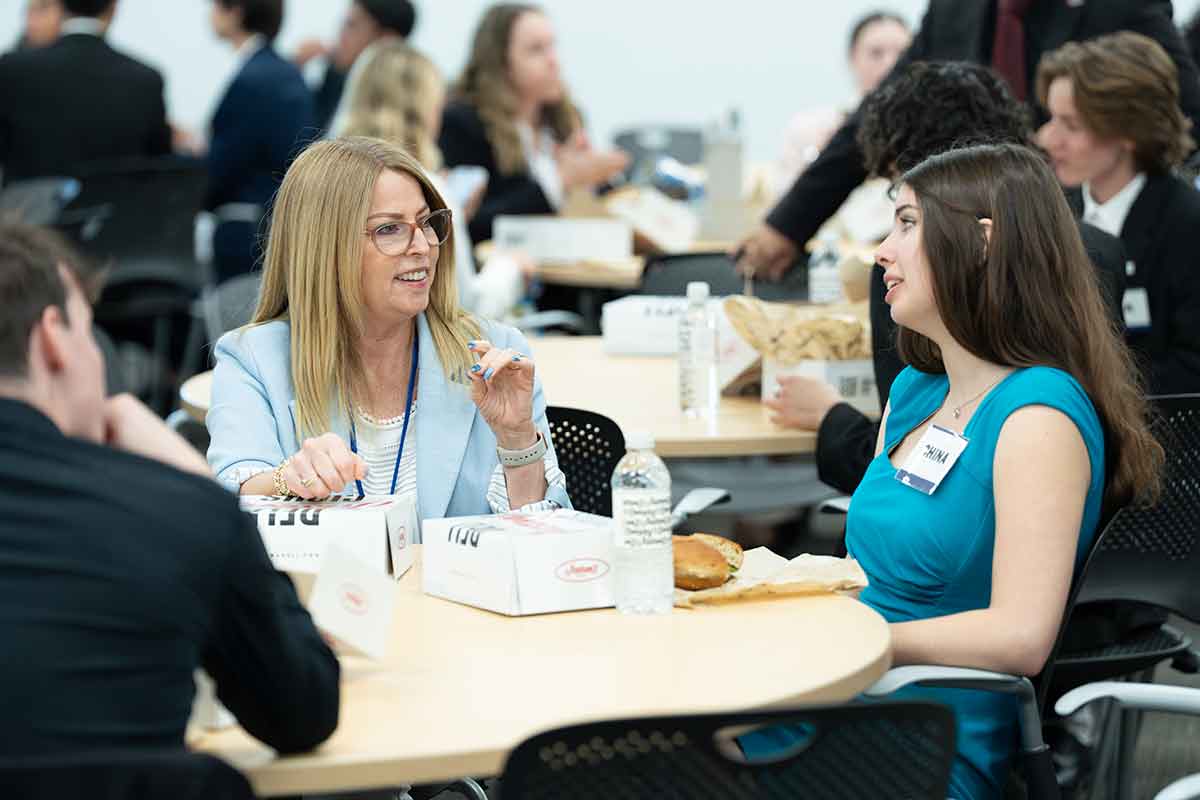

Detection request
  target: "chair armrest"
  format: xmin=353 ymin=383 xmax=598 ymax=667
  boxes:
xmin=670 ymin=487 xmax=730 ymax=529
xmin=817 ymin=495 xmax=851 ymax=515
xmin=513 ymin=311 xmax=586 ymax=333
xmin=1055 ymin=682 xmax=1200 ymax=718
xmin=865 ymin=666 xmax=1045 ymax=753
xmin=1155 ymin=772 xmax=1200 ymax=800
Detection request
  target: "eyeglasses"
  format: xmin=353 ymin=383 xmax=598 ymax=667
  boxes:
xmin=364 ymin=209 xmax=452 ymax=256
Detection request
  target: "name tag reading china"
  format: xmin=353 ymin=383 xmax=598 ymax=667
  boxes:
xmin=894 ymin=424 xmax=969 ymax=495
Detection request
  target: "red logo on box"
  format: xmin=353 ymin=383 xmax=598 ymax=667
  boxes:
xmin=339 ymin=583 xmax=369 ymax=615
xmin=555 ymin=558 xmax=610 ymax=583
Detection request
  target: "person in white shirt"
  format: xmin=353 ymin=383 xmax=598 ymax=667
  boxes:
xmin=1038 ymin=31 xmax=1200 ymax=394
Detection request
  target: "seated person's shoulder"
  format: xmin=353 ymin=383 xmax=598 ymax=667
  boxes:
xmin=889 ymin=365 xmax=943 ymax=404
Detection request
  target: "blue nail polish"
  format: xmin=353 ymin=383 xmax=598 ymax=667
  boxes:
xmin=471 ymin=363 xmax=481 ymax=373
xmin=467 ymin=341 xmax=476 ymax=348
xmin=484 ymin=367 xmax=495 ymax=379
xmin=511 ymin=355 xmax=520 ymax=362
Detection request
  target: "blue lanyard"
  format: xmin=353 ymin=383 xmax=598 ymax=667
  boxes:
xmin=349 ymin=333 xmax=419 ymax=497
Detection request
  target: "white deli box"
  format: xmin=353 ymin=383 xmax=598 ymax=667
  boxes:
xmin=238 ymin=495 xmax=417 ymax=579
xmin=761 ymin=357 xmax=880 ymax=417
xmin=422 ymin=509 xmax=615 ymax=616
xmin=492 ymin=215 xmax=632 ymax=262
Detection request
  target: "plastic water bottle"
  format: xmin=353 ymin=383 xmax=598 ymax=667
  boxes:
xmin=611 ymin=432 xmax=673 ymax=615
xmin=678 ymin=281 xmax=718 ymax=417
xmin=808 ymin=232 xmax=843 ymax=303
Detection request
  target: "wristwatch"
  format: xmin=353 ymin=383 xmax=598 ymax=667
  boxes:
xmin=497 ymin=432 xmax=547 ymax=468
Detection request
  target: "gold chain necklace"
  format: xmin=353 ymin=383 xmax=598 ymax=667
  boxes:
xmin=951 ymin=375 xmax=1004 ymax=419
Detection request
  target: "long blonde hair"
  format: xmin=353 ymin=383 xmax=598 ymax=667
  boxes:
xmin=341 ymin=42 xmax=445 ymax=171
xmin=453 ymin=3 xmax=579 ymax=176
xmin=252 ymin=136 xmax=481 ymax=439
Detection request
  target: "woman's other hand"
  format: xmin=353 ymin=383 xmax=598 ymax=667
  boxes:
xmin=762 ymin=375 xmax=843 ymax=430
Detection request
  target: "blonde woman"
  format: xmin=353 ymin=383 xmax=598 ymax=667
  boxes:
xmin=206 ymin=136 xmax=570 ymax=529
xmin=439 ymin=3 xmax=627 ymax=245
xmin=337 ymin=40 xmax=526 ymax=320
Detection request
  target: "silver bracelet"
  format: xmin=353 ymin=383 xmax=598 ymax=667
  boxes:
xmin=497 ymin=432 xmax=547 ymax=468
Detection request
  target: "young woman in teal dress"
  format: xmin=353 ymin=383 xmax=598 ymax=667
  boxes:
xmin=855 ymin=143 xmax=1163 ymax=799
xmin=743 ymin=143 xmax=1162 ymax=800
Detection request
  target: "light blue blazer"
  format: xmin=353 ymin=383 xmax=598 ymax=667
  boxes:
xmin=206 ymin=314 xmax=571 ymax=519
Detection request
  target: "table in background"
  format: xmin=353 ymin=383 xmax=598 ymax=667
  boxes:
xmin=179 ymin=338 xmax=814 ymax=459
xmin=529 ymin=336 xmax=814 ymax=458
xmin=195 ymin=547 xmax=891 ymax=797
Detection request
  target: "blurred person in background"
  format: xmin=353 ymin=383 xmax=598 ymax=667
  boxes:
xmin=1037 ymin=31 xmax=1200 ymax=395
xmin=206 ymin=0 xmax=314 ymax=282
xmin=337 ymin=41 xmax=528 ymax=320
xmin=439 ymin=3 xmax=628 ymax=246
xmin=775 ymin=10 xmax=911 ymax=192
xmin=0 ymin=0 xmax=171 ymax=184
xmin=10 ymin=0 xmax=62 ymax=51
xmin=735 ymin=0 xmax=1200 ymax=285
xmin=294 ymin=0 xmax=416 ymax=133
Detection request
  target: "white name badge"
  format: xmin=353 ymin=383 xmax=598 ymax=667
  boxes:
xmin=894 ymin=424 xmax=969 ymax=495
xmin=1122 ymin=287 xmax=1151 ymax=330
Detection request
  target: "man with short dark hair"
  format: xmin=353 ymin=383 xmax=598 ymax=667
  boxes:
xmin=0 ymin=0 xmax=172 ymax=183
xmin=0 ymin=222 xmax=339 ymax=756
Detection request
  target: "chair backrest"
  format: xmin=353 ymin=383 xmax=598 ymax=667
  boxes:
xmin=613 ymin=125 xmax=704 ymax=183
xmin=500 ymin=702 xmax=956 ymax=800
xmin=0 ymin=749 xmax=256 ymax=800
xmin=0 ymin=176 xmax=80 ymax=225
xmin=638 ymin=252 xmax=808 ymax=303
xmin=1074 ymin=394 xmax=1200 ymax=622
xmin=545 ymin=406 xmax=625 ymax=517
xmin=204 ymin=272 xmax=263 ymax=343
xmin=57 ymin=155 xmax=208 ymax=289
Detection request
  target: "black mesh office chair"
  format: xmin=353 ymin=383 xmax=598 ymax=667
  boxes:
xmin=499 ymin=702 xmax=956 ymax=800
xmin=546 ymin=406 xmax=625 ymax=517
xmin=0 ymin=749 xmax=255 ymax=799
xmin=1046 ymin=394 xmax=1200 ymax=798
xmin=638 ymin=252 xmax=808 ymax=303
xmin=59 ymin=155 xmax=209 ymax=414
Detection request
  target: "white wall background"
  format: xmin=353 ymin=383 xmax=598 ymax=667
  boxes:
xmin=4 ymin=0 xmax=1200 ymax=163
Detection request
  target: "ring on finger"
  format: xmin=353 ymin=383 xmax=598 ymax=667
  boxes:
xmin=299 ymin=476 xmax=314 ymax=487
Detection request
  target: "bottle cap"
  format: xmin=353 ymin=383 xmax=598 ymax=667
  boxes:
xmin=626 ymin=431 xmax=655 ymax=450
xmin=686 ymin=281 xmax=709 ymax=304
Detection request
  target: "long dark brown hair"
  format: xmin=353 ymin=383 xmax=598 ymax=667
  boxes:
xmin=453 ymin=3 xmax=579 ymax=176
xmin=896 ymin=143 xmax=1161 ymax=506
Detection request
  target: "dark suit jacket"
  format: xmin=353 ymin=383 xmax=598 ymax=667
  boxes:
xmin=816 ymin=220 xmax=1126 ymax=495
xmin=768 ymin=0 xmax=1200 ymax=250
xmin=439 ymin=101 xmax=556 ymax=245
xmin=207 ymin=45 xmax=315 ymax=281
xmin=0 ymin=33 xmax=171 ymax=184
xmin=0 ymin=398 xmax=339 ymax=757
xmin=313 ymin=63 xmax=348 ymax=133
xmin=1068 ymin=174 xmax=1200 ymax=395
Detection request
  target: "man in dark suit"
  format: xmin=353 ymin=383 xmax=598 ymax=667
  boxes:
xmin=0 ymin=0 xmax=171 ymax=184
xmin=735 ymin=0 xmax=1200 ymax=281
xmin=208 ymin=0 xmax=315 ymax=281
xmin=0 ymin=222 xmax=339 ymax=756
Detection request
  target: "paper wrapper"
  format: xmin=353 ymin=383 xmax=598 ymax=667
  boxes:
xmin=722 ymin=296 xmax=871 ymax=365
xmin=674 ymin=547 xmax=869 ymax=608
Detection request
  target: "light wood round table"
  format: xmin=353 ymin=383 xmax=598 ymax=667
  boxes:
xmin=529 ymin=337 xmax=815 ymax=458
xmin=195 ymin=547 xmax=891 ymax=797
xmin=180 ymin=337 xmax=815 ymax=458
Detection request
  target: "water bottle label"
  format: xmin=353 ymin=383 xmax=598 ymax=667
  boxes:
xmin=613 ymin=491 xmax=671 ymax=549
